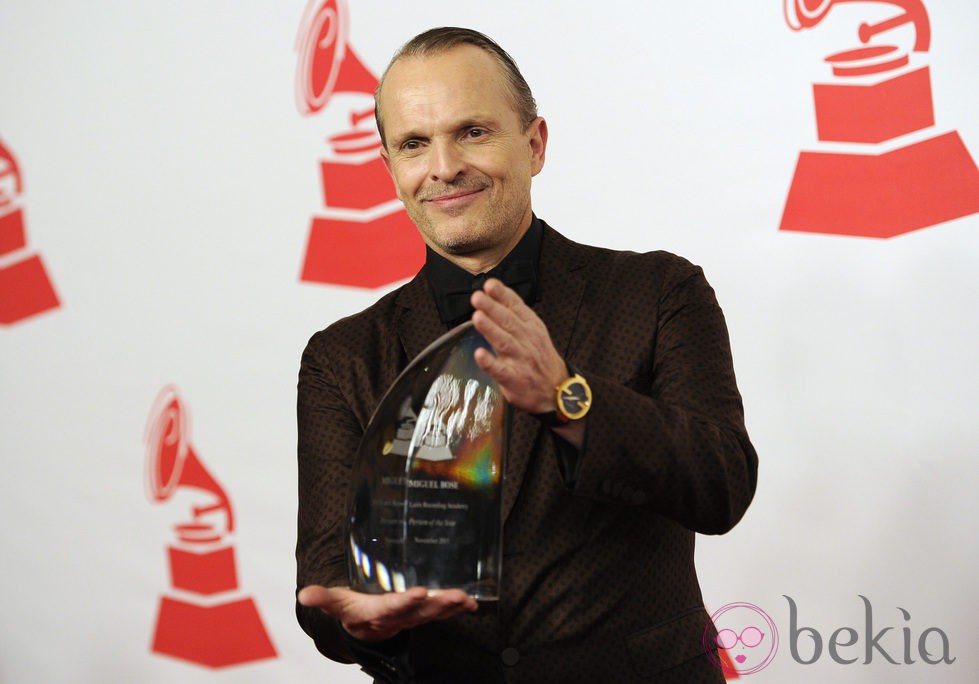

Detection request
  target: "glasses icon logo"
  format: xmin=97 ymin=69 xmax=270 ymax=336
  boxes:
xmin=705 ymin=602 xmax=779 ymax=675
xmin=716 ymin=626 xmax=765 ymax=650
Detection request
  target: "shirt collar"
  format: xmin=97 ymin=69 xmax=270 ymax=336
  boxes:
xmin=425 ymin=215 xmax=543 ymax=326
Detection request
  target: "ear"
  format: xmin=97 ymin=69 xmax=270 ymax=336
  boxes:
xmin=379 ymin=146 xmax=402 ymax=200
xmin=380 ymin=145 xmax=392 ymax=174
xmin=527 ymin=117 xmax=548 ymax=177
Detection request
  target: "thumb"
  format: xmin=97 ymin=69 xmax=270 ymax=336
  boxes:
xmin=297 ymin=584 xmax=338 ymax=608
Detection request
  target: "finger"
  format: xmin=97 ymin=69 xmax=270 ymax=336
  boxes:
xmin=297 ymin=585 xmax=426 ymax=620
xmin=471 ymin=308 xmax=512 ymax=356
xmin=471 ymin=293 xmax=530 ymax=354
xmin=479 ymin=277 xmax=518 ymax=303
xmin=425 ymin=589 xmax=479 ymax=612
xmin=470 ymin=291 xmax=510 ymax=330
xmin=398 ymin=591 xmax=479 ymax=629
xmin=472 ymin=345 xmax=497 ymax=372
xmin=472 ymin=279 xmax=533 ymax=324
xmin=342 ymin=589 xmax=476 ymax=634
xmin=472 ymin=339 xmax=518 ymax=387
xmin=299 ymin=585 xmax=479 ymax=641
xmin=297 ymin=584 xmax=343 ymax=608
xmin=362 ymin=587 xmax=425 ymax=616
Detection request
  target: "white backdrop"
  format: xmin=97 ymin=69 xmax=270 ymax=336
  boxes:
xmin=1 ymin=1 xmax=976 ymax=682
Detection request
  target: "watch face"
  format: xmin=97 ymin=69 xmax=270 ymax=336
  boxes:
xmin=558 ymin=377 xmax=591 ymax=420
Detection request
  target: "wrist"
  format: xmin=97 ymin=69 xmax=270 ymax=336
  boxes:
xmin=533 ymin=362 xmax=592 ymax=427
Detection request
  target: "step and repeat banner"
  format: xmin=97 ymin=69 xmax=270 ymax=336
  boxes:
xmin=2 ymin=1 xmax=976 ymax=682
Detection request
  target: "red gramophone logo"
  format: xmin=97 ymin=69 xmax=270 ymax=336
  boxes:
xmin=0 ymin=138 xmax=60 ymax=325
xmin=294 ymin=0 xmax=424 ymax=288
xmin=780 ymin=0 xmax=979 ymax=238
xmin=144 ymin=386 xmax=276 ymax=668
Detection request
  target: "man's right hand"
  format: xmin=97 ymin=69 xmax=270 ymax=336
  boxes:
xmin=297 ymin=585 xmax=479 ymax=642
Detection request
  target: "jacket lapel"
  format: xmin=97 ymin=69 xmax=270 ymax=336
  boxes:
xmin=501 ymin=223 xmax=591 ymax=524
xmin=394 ymin=270 xmax=447 ymax=361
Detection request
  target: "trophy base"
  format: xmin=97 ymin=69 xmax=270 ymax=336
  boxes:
xmin=350 ymin=583 xmax=501 ymax=601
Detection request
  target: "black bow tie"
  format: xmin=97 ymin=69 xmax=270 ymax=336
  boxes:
xmin=435 ymin=259 xmax=538 ymax=326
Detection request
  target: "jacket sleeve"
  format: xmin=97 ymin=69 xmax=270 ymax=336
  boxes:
xmin=569 ymin=259 xmax=758 ymax=534
xmin=295 ymin=329 xmax=361 ymax=662
xmin=295 ymin=328 xmax=418 ymax=681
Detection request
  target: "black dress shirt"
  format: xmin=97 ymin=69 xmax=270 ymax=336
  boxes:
xmin=425 ymin=215 xmax=543 ymax=327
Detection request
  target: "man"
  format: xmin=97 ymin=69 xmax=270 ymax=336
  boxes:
xmin=296 ymin=27 xmax=757 ymax=683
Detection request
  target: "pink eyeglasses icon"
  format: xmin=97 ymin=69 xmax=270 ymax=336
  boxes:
xmin=705 ymin=602 xmax=779 ymax=675
xmin=716 ymin=626 xmax=764 ymax=649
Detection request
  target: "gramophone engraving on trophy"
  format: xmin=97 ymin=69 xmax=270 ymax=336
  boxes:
xmin=294 ymin=0 xmax=424 ymax=288
xmin=779 ymin=0 xmax=979 ymax=237
xmin=144 ymin=386 xmax=276 ymax=668
xmin=0 ymin=138 xmax=59 ymax=325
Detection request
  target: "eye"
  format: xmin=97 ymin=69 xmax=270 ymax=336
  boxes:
xmin=464 ymin=128 xmax=487 ymax=140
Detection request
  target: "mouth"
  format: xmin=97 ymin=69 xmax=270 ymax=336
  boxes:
xmin=425 ymin=187 xmax=485 ymax=208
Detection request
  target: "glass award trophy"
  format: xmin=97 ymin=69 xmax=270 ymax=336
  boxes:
xmin=346 ymin=322 xmax=509 ymax=600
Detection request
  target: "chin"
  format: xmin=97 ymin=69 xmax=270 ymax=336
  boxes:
xmin=430 ymin=224 xmax=492 ymax=255
xmin=440 ymin=237 xmax=491 ymax=257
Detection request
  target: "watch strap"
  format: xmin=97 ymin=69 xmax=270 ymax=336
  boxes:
xmin=532 ymin=361 xmax=585 ymax=426
xmin=533 ymin=409 xmax=571 ymax=427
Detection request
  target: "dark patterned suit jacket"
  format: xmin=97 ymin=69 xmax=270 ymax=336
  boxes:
xmin=296 ymin=222 xmax=758 ymax=683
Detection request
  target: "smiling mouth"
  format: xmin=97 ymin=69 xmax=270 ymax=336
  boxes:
xmin=425 ymin=188 xmax=484 ymax=204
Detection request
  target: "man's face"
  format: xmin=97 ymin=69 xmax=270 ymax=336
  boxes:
xmin=377 ymin=45 xmax=546 ymax=271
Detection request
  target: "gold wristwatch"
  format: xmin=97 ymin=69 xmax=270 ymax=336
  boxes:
xmin=534 ymin=367 xmax=592 ymax=427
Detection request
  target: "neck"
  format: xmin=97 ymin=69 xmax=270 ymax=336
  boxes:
xmin=438 ymin=212 xmax=534 ymax=275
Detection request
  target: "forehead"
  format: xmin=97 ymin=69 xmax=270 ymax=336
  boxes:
xmin=378 ymin=45 xmax=518 ymax=132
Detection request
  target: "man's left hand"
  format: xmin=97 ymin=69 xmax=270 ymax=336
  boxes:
xmin=470 ymin=278 xmax=578 ymax=420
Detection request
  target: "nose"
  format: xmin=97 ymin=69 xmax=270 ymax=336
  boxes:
xmin=429 ymin=139 xmax=466 ymax=183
